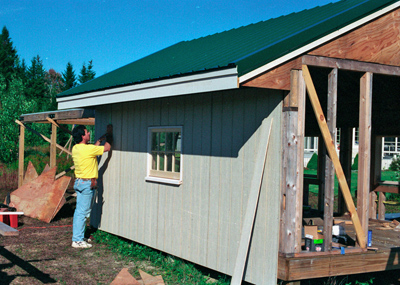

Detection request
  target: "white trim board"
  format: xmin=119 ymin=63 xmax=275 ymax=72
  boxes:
xmin=239 ymin=1 xmax=400 ymax=84
xmin=57 ymin=68 xmax=238 ymax=109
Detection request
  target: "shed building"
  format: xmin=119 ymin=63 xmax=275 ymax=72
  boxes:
xmin=47 ymin=0 xmax=400 ymax=283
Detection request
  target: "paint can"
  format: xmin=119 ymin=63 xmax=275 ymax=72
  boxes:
xmin=367 ymin=230 xmax=372 ymax=247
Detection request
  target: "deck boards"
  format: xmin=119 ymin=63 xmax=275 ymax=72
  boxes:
xmin=278 ymin=218 xmax=400 ymax=281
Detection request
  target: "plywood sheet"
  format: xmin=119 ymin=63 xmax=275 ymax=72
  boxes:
xmin=22 ymin=161 xmax=38 ymax=185
xmin=9 ymin=167 xmax=71 ymax=223
xmin=139 ymin=270 xmax=164 ymax=285
xmin=110 ymin=268 xmax=140 ymax=285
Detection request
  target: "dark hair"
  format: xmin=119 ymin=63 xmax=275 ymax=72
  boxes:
xmin=72 ymin=125 xmax=86 ymax=143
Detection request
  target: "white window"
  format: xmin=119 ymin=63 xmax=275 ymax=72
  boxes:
xmin=146 ymin=127 xmax=182 ymax=185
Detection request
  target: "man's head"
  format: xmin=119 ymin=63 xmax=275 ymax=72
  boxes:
xmin=72 ymin=125 xmax=90 ymax=144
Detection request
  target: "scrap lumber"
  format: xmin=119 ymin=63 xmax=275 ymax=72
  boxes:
xmin=302 ymin=65 xmax=366 ymax=248
xmin=139 ymin=270 xmax=164 ymax=285
xmin=8 ymin=167 xmax=70 ymax=223
xmin=231 ymin=119 xmax=273 ymax=285
xmin=110 ymin=268 xmax=140 ymax=285
xmin=18 ymin=162 xmax=66 ymax=221
xmin=0 ymin=221 xmax=18 ymax=236
xmin=22 ymin=161 xmax=38 ymax=185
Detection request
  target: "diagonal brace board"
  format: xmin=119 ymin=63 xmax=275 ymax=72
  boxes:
xmin=302 ymin=65 xmax=366 ymax=248
xmin=15 ymin=119 xmax=72 ymax=156
xmin=231 ymin=119 xmax=273 ymax=284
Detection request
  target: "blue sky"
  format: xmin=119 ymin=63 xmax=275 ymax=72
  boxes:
xmin=2 ymin=0 xmax=339 ymax=76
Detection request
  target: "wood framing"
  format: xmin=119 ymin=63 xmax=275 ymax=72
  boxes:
xmin=338 ymin=127 xmax=353 ymax=215
xmin=323 ymin=68 xmax=337 ymax=251
xmin=280 ymin=70 xmax=305 ymax=254
xmin=15 ymin=120 xmax=72 ymax=156
xmin=302 ymin=64 xmax=366 ymax=248
xmin=18 ymin=124 xmax=25 ymax=188
xmin=50 ymin=123 xmax=57 ymax=169
xmin=357 ymin=72 xmax=373 ymax=237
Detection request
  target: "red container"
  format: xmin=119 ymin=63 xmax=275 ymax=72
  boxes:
xmin=0 ymin=208 xmax=18 ymax=228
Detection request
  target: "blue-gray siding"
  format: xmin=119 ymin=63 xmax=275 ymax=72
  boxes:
xmin=91 ymin=88 xmax=283 ymax=284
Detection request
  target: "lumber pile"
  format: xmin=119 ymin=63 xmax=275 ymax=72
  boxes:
xmin=7 ymin=162 xmax=70 ymax=223
xmin=376 ymin=219 xmax=400 ymax=231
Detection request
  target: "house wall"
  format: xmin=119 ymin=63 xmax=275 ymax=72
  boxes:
xmin=91 ymin=87 xmax=283 ymax=284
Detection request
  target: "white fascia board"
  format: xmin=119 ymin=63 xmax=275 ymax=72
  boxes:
xmin=239 ymin=2 xmax=400 ymax=84
xmin=57 ymin=67 xmax=238 ymax=110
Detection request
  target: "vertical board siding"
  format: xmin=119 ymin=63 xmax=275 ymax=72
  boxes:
xmin=92 ymin=88 xmax=282 ymax=285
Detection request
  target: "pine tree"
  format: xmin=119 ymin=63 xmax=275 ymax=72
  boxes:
xmin=78 ymin=60 xmax=96 ymax=84
xmin=62 ymin=62 xmax=77 ymax=91
xmin=87 ymin=60 xmax=96 ymax=80
xmin=45 ymin=68 xmax=63 ymax=110
xmin=26 ymin=55 xmax=47 ymax=104
xmin=0 ymin=26 xmax=19 ymax=88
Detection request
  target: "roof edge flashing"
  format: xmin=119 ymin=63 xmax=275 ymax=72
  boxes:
xmin=57 ymin=67 xmax=238 ymax=110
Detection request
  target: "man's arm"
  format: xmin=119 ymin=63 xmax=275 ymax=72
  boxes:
xmin=96 ymin=125 xmax=113 ymax=152
xmin=96 ymin=135 xmax=112 ymax=152
xmin=103 ymin=141 xmax=111 ymax=152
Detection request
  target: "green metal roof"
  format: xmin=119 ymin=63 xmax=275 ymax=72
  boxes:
xmin=59 ymin=0 xmax=398 ymax=97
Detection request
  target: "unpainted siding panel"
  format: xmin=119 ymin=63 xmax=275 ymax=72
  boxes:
xmin=91 ymin=88 xmax=283 ymax=284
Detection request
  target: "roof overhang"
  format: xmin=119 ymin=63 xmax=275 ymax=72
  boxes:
xmin=57 ymin=67 xmax=238 ymax=110
xmin=239 ymin=1 xmax=400 ymax=84
xmin=20 ymin=108 xmax=95 ymax=125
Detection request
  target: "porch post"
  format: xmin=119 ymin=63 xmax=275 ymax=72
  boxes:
xmin=370 ymin=135 xmax=382 ymax=219
xmin=323 ymin=68 xmax=337 ymax=251
xmin=357 ymin=72 xmax=373 ymax=237
xmin=280 ymin=69 xmax=306 ymax=254
xmin=50 ymin=123 xmax=57 ymax=169
xmin=338 ymin=127 xmax=352 ymax=215
xmin=18 ymin=124 xmax=25 ymax=188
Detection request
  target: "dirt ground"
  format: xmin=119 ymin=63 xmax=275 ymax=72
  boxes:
xmin=0 ymin=186 xmax=143 ymax=285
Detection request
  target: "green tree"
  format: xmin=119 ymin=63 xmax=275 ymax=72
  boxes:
xmin=26 ymin=55 xmax=47 ymax=105
xmin=45 ymin=68 xmax=63 ymax=110
xmin=78 ymin=60 xmax=96 ymax=84
xmin=0 ymin=26 xmax=19 ymax=89
xmin=0 ymin=74 xmax=36 ymax=163
xmin=62 ymin=62 xmax=77 ymax=91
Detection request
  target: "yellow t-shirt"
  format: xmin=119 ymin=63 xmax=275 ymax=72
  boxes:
xmin=72 ymin=144 xmax=104 ymax=179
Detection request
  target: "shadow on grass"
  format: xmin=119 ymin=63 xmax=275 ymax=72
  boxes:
xmin=0 ymin=246 xmax=56 ymax=284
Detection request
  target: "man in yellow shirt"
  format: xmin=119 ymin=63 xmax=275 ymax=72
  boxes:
xmin=71 ymin=125 xmax=112 ymax=248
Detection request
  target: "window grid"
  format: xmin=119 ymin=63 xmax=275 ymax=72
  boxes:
xmin=149 ymin=127 xmax=182 ymax=180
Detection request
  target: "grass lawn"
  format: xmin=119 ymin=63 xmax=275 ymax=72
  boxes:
xmin=303 ymin=169 xmax=400 ymax=213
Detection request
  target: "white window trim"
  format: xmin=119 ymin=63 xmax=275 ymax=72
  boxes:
xmin=146 ymin=126 xmax=183 ymax=185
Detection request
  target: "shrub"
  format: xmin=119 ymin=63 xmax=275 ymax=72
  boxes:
xmin=352 ymin=154 xmax=358 ymax=170
xmin=389 ymin=155 xmax=400 ymax=172
xmin=307 ymin=153 xmax=318 ymax=170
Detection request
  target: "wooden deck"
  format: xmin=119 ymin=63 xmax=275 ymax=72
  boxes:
xmin=278 ymin=218 xmax=400 ymax=281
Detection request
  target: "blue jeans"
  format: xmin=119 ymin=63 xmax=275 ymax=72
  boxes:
xmin=72 ymin=179 xmax=94 ymax=242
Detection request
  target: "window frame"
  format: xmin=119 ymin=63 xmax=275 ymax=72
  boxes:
xmin=146 ymin=126 xmax=183 ymax=185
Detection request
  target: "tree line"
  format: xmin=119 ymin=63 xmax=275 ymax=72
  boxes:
xmin=0 ymin=26 xmax=96 ymax=163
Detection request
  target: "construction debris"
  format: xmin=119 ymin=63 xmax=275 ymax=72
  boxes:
xmin=7 ymin=166 xmax=71 ymax=223
xmin=110 ymin=268 xmax=140 ymax=285
xmin=139 ymin=270 xmax=164 ymax=285
xmin=110 ymin=269 xmax=165 ymax=285
xmin=376 ymin=219 xmax=400 ymax=231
